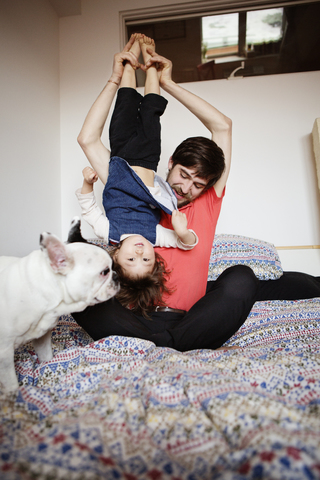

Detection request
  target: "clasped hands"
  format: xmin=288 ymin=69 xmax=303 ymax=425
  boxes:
xmin=112 ymin=35 xmax=173 ymax=87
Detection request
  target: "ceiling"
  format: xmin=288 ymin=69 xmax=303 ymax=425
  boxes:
xmin=48 ymin=0 xmax=81 ymax=17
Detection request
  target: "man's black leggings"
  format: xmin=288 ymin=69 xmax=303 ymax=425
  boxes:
xmin=73 ymin=265 xmax=320 ymax=351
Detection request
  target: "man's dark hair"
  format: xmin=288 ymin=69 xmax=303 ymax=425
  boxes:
xmin=110 ymin=249 xmax=172 ymax=319
xmin=171 ymin=136 xmax=225 ymax=189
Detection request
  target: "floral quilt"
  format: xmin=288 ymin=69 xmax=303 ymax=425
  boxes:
xmin=1 ymin=299 xmax=320 ymax=480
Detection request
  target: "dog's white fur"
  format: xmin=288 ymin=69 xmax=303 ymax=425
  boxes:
xmin=0 ymin=218 xmax=119 ymax=391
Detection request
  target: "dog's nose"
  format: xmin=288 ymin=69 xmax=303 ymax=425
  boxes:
xmin=112 ymin=271 xmax=119 ymax=283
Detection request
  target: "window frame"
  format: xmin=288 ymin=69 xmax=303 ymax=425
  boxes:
xmin=119 ymin=0 xmax=318 ymax=49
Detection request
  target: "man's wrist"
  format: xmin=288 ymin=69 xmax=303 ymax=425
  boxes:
xmin=108 ymin=76 xmax=120 ymax=86
xmin=160 ymin=79 xmax=175 ymax=92
xmin=108 ymin=78 xmax=120 ymax=87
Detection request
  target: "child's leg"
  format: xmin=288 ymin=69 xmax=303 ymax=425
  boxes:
xmin=119 ymin=33 xmax=141 ymax=89
xmin=109 ymin=35 xmax=143 ymax=158
xmin=131 ymin=93 xmax=167 ymax=173
xmin=126 ymin=36 xmax=166 ymax=173
xmin=112 ymin=35 xmax=167 ymax=175
xmin=140 ymin=35 xmax=160 ymax=95
xmin=109 ymin=88 xmax=143 ymax=158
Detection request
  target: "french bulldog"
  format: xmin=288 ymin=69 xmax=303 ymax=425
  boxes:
xmin=0 ymin=217 xmax=119 ymax=392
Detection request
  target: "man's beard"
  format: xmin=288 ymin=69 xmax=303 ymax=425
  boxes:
xmin=171 ymin=185 xmax=193 ymax=207
xmin=166 ymin=170 xmax=193 ymax=207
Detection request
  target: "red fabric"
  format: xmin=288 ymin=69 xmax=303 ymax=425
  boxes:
xmin=155 ymin=187 xmax=224 ymax=311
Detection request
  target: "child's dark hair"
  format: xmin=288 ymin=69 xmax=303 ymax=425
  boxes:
xmin=110 ymin=249 xmax=172 ymax=319
xmin=171 ymin=136 xmax=225 ymax=189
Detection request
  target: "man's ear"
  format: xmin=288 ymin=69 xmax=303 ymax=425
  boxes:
xmin=168 ymin=157 xmax=173 ymax=170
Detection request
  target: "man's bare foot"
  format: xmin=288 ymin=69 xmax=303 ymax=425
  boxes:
xmin=140 ymin=34 xmax=155 ymax=64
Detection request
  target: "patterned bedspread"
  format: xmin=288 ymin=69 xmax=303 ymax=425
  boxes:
xmin=1 ymin=299 xmax=320 ymax=479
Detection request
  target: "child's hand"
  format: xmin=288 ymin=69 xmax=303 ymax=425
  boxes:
xmin=171 ymin=210 xmax=188 ymax=238
xmin=143 ymin=51 xmax=173 ymax=87
xmin=82 ymin=167 xmax=98 ymax=184
xmin=171 ymin=210 xmax=196 ymax=246
xmin=110 ymin=35 xmax=141 ymax=84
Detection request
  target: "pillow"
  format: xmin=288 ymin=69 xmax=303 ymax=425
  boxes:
xmin=89 ymin=234 xmax=283 ymax=281
xmin=208 ymin=233 xmax=283 ymax=281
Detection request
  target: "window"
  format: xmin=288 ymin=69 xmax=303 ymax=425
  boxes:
xmin=202 ymin=8 xmax=283 ymax=60
xmin=123 ymin=0 xmax=320 ymax=84
xmin=202 ymin=12 xmax=239 ymax=59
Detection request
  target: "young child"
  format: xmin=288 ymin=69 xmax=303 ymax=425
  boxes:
xmin=76 ymin=34 xmax=198 ymax=316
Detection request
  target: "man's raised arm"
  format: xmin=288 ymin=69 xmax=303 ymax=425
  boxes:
xmin=144 ymin=51 xmax=232 ymax=197
xmin=77 ymin=36 xmax=140 ymax=184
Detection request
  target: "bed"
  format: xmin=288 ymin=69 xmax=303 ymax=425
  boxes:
xmin=1 ymin=234 xmax=320 ymax=480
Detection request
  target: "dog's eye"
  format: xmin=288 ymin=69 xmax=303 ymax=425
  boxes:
xmin=101 ymin=267 xmax=110 ymax=277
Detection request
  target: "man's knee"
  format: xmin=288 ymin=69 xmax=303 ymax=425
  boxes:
xmin=220 ymin=265 xmax=258 ymax=299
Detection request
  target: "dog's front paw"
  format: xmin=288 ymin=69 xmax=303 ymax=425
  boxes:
xmin=33 ymin=333 xmax=53 ymax=363
xmin=0 ymin=369 xmax=20 ymax=392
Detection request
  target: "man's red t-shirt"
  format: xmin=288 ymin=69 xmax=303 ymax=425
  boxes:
xmin=155 ymin=187 xmax=224 ymax=311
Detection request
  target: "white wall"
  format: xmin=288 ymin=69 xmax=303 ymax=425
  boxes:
xmin=59 ymin=0 xmax=320 ymax=274
xmin=0 ymin=0 xmax=61 ymax=256
xmin=1 ymin=0 xmax=320 ymax=275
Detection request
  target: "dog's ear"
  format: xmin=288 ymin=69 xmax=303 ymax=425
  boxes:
xmin=40 ymin=233 xmax=74 ymax=274
xmin=67 ymin=217 xmax=88 ymax=244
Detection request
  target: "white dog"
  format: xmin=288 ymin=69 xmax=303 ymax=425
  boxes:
xmin=0 ymin=218 xmax=119 ymax=391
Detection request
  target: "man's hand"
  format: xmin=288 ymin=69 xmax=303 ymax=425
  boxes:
xmin=110 ymin=35 xmax=141 ymax=84
xmin=82 ymin=166 xmax=98 ymax=185
xmin=142 ymin=49 xmax=173 ymax=87
xmin=171 ymin=210 xmax=196 ymax=245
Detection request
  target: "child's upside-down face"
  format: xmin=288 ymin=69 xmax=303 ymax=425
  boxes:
xmin=114 ymin=235 xmax=155 ymax=278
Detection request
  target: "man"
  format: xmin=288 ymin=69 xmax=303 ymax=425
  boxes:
xmin=73 ymin=39 xmax=320 ymax=351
